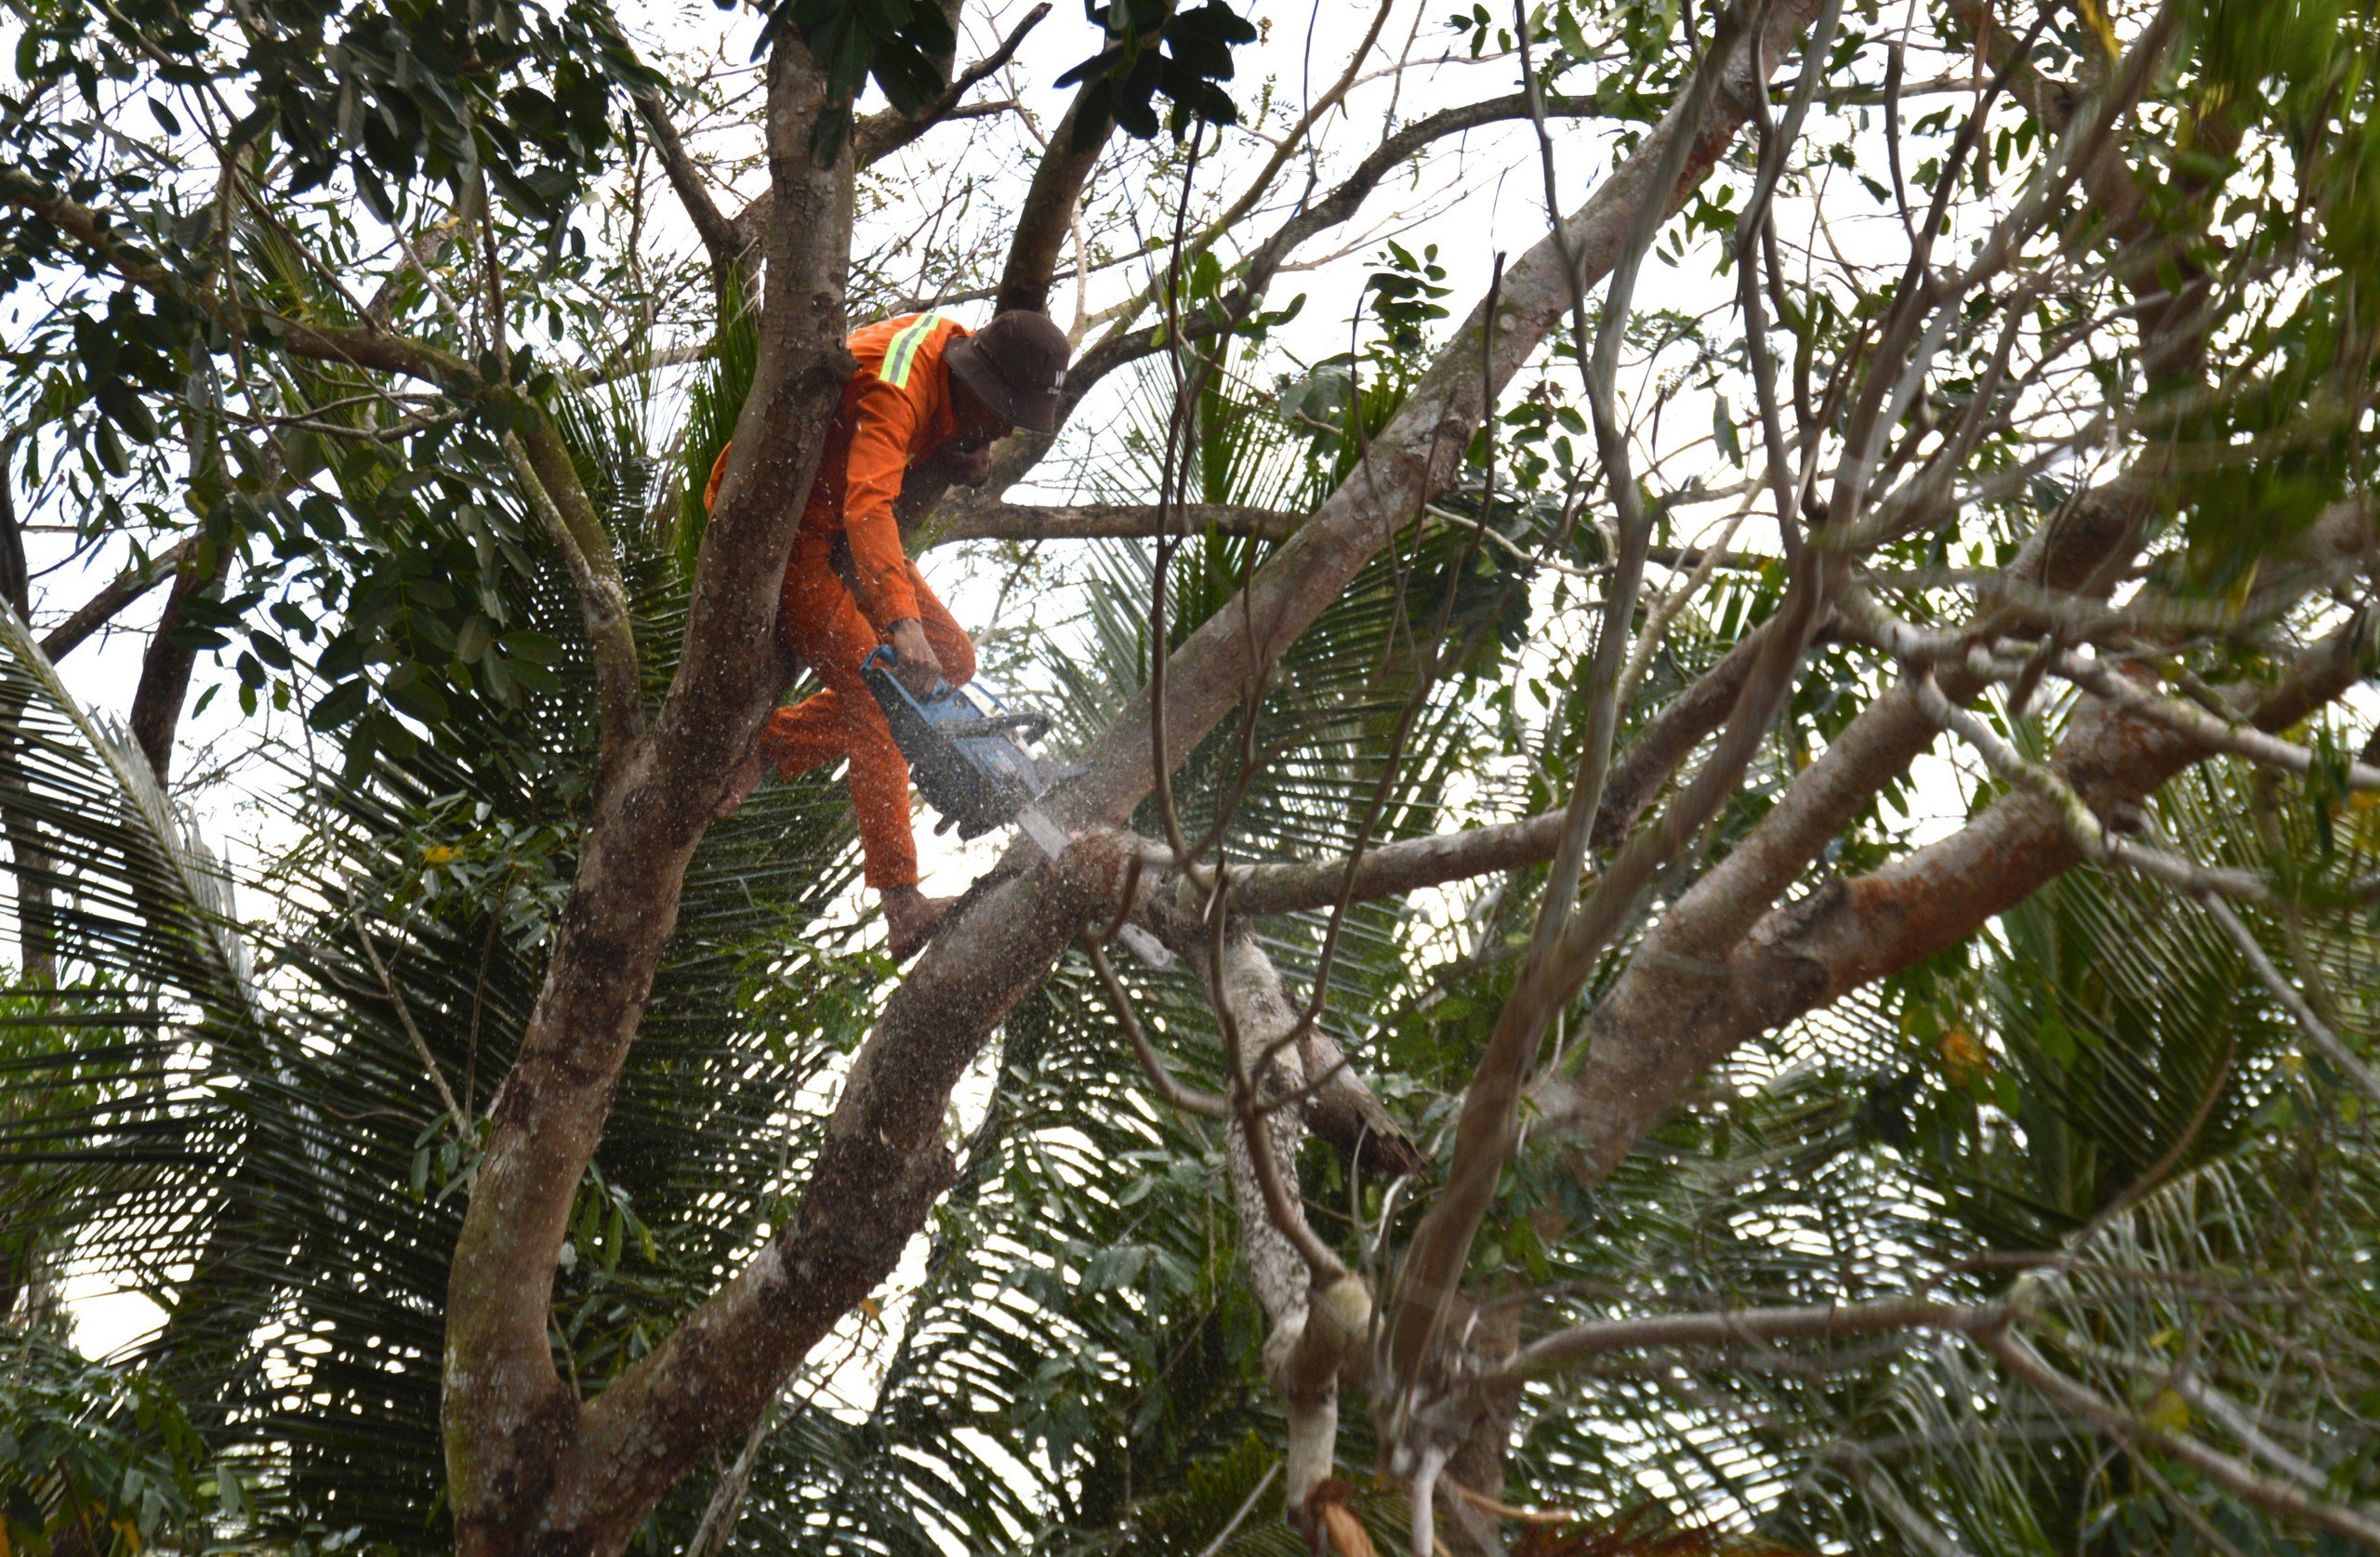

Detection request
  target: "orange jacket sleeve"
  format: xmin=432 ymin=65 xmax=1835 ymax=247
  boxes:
xmin=704 ymin=444 xmax=731 ymax=513
xmin=838 ymin=376 xmax=923 ymax=628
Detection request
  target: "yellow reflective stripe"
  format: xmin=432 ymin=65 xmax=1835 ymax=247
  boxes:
xmin=879 ymin=312 xmax=944 ymax=389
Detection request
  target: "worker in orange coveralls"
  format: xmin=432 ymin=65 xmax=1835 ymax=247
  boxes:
xmin=708 ymin=310 xmax=1072 ymax=961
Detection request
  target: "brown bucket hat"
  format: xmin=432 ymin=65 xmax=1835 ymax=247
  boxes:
xmin=945 ymin=310 xmax=1071 ymax=433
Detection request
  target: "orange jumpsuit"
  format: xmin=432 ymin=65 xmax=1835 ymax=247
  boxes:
xmin=707 ymin=313 xmax=978 ymax=891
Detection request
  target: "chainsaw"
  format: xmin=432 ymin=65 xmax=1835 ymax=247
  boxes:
xmin=860 ymin=647 xmax=1171 ymax=967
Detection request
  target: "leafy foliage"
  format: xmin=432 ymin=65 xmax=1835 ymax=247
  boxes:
xmin=1057 ymin=0 xmax=1260 ymax=143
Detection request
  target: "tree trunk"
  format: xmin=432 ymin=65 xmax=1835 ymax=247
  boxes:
xmin=439 ymin=23 xmax=860 ymax=1552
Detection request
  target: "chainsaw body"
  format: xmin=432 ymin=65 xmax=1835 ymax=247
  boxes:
xmin=861 ymin=647 xmax=1064 ymax=839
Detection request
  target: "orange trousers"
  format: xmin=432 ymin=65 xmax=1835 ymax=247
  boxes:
xmin=761 ymin=526 xmax=974 ymax=890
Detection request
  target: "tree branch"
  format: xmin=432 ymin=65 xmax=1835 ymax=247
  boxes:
xmin=442 ymin=24 xmax=860 ymax=1550
xmin=0 ymin=158 xmax=651 ymax=759
xmin=1049 ymin=4 xmax=1828 ymax=836
xmin=947 ymin=86 xmax=1630 ymax=513
xmin=1536 ymin=607 xmax=2379 ymax=1181
xmin=128 ymin=534 xmax=229 ymax=783
xmin=0 ymin=170 xmax=477 ymax=391
xmin=853 ymin=4 xmax=1050 ymax=166
xmin=531 ymin=5 xmax=1831 ymax=1534
xmin=501 ymin=424 xmax=645 ymax=775
xmin=39 ymin=537 xmax=196 ymax=662
xmin=923 ymin=501 xmax=1302 ymax=548
xmin=994 ymin=79 xmax=1111 ymax=316
xmin=1979 ymin=1329 xmax=2380 ymax=1550
xmin=1501 ymin=1297 xmax=2010 ymax=1381
xmin=633 ymin=85 xmax=746 ymax=304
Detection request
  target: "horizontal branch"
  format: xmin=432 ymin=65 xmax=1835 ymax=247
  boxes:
xmin=0 ymin=171 xmax=472 ymax=391
xmin=923 ymin=501 xmax=1300 ymax=548
xmin=1501 ymin=1297 xmax=2008 ymax=1381
xmin=927 ymin=500 xmax=1782 ymax=578
xmin=1213 ymin=616 xmax=1789 ymax=917
xmin=1227 ymin=811 xmax=1566 ymax=916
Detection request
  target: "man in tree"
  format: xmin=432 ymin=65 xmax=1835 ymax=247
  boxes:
xmin=709 ymin=309 xmax=1071 ymax=959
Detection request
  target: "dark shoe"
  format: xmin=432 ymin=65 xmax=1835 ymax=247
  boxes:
xmin=884 ymin=890 xmax=956 ymax=962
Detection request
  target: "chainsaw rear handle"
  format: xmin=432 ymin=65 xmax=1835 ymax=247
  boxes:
xmin=859 ymin=646 xmax=1050 ymax=742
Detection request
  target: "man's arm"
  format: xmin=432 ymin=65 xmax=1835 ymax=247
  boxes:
xmin=839 ymin=377 xmax=949 ymax=695
xmin=840 ymin=376 xmax=925 ymax=631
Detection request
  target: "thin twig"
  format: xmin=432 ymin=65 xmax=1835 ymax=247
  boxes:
xmin=350 ymin=912 xmax=468 ymax=1139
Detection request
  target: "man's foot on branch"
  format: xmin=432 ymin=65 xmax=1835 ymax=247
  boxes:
xmin=883 ymin=886 xmax=955 ymax=962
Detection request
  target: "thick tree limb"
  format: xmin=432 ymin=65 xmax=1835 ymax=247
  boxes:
xmin=1184 ymin=915 xmax=1366 ymax=1516
xmin=441 ymin=28 xmax=860 ymax=1551
xmin=994 ymin=81 xmax=1110 ymax=316
xmin=540 ymin=848 xmax=1113 ymax=1542
xmin=1227 ymin=812 xmax=1570 ymax=917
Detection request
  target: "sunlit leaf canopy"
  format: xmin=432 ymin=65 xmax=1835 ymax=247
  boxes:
xmin=1 ymin=0 xmax=2378 ymax=1550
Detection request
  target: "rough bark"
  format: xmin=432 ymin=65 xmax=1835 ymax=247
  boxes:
xmin=440 ymin=27 xmax=858 ymax=1553
xmin=539 ymin=850 xmax=1114 ymax=1529
xmin=1435 ymin=1300 xmax=1520 ymax=1557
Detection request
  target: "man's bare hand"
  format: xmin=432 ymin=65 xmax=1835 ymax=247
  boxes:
xmin=935 ymin=439 xmax=996 ymax=488
xmin=887 ymin=617 xmax=944 ymax=698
